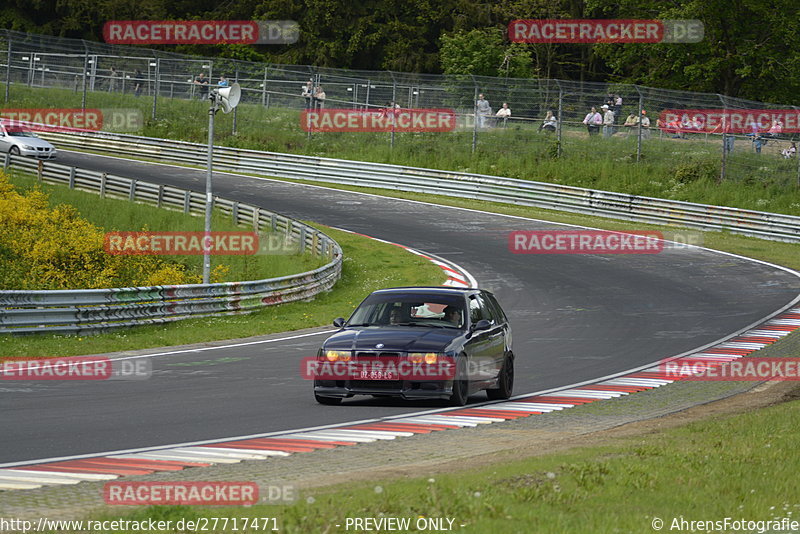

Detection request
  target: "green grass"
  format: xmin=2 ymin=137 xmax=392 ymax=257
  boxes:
xmin=89 ymin=379 xmax=800 ymax=533
xmin=6 ymin=84 xmax=800 ymax=215
xmin=6 ymin=170 xmax=326 ymax=284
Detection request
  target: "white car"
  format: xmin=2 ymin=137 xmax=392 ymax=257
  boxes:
xmin=0 ymin=122 xmax=57 ymax=159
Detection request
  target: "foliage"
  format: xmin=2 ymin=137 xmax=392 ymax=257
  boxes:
xmin=440 ymin=28 xmax=533 ymax=78
xmin=0 ymin=171 xmax=222 ymax=290
xmin=2 ymin=0 xmax=799 ymax=101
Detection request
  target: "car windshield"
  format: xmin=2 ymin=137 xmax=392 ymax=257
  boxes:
xmin=6 ymin=130 xmax=37 ymax=138
xmin=347 ymin=292 xmax=465 ymax=329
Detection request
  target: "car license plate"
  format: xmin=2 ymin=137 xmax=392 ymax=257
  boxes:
xmin=359 ymin=369 xmax=398 ymax=380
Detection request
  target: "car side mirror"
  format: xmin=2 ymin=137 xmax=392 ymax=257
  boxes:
xmin=472 ymin=319 xmax=491 ymax=332
xmin=466 ymin=319 xmax=491 ymax=338
xmin=333 ymin=317 xmax=345 ymax=328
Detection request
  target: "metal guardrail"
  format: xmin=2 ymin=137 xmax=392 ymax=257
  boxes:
xmin=0 ymin=155 xmax=342 ymax=334
xmin=37 ymin=130 xmax=800 ymax=243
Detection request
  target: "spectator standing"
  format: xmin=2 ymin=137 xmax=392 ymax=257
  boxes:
xmin=302 ymin=80 xmax=313 ymax=109
xmin=313 ymin=85 xmax=326 ymax=109
xmin=476 ymin=94 xmax=491 ymax=129
xmin=539 ymin=110 xmax=557 ymax=132
xmin=194 ymin=72 xmax=209 ymax=100
xmin=495 ymin=102 xmax=511 ymax=127
xmin=602 ymin=104 xmax=614 ymax=137
xmin=623 ymin=112 xmax=639 ymax=134
xmin=108 ymin=66 xmax=119 ymax=93
xmin=583 ymin=106 xmax=602 ymax=136
xmin=133 ymin=69 xmax=143 ymax=97
xmin=640 ymin=110 xmax=651 ymax=139
xmin=613 ymin=94 xmax=623 ymax=122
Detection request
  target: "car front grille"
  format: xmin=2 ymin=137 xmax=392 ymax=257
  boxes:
xmin=355 ymin=352 xmax=402 ymax=359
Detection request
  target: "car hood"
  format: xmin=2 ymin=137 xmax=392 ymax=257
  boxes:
xmin=9 ymin=136 xmax=53 ymax=148
xmin=323 ymin=327 xmax=461 ymax=353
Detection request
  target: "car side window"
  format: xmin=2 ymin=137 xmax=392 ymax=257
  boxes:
xmin=469 ymin=294 xmax=494 ymax=324
xmin=483 ymin=293 xmax=507 ymax=324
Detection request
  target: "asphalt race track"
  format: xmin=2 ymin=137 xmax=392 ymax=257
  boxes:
xmin=3 ymin=150 xmax=799 ymax=464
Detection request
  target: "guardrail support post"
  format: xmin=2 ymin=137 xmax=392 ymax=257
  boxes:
xmin=100 ymin=172 xmax=107 ymax=198
xmin=271 ymin=213 xmax=277 ymax=231
xmin=129 ymin=180 xmax=136 ymax=201
xmin=157 ymin=184 xmax=163 ymax=208
xmin=253 ymin=207 xmax=260 ymax=230
xmin=68 ymin=166 xmax=76 ymax=188
xmin=4 ymin=38 xmax=11 ymax=103
xmin=232 ymin=201 xmax=239 ymax=224
xmin=312 ymin=232 xmax=319 ymax=256
xmin=183 ymin=190 xmax=191 ymax=213
xmin=299 ymin=226 xmax=307 ymax=253
xmin=3 ymin=152 xmax=10 ymax=169
xmin=37 ymin=160 xmax=43 ymax=182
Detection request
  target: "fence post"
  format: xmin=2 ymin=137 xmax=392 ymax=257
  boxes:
xmin=796 ymin=143 xmax=800 ymax=187
xmin=636 ymin=89 xmax=644 ymax=162
xmin=471 ymin=79 xmax=478 ymax=154
xmin=556 ymin=87 xmax=563 ymax=158
xmin=68 ymin=166 xmax=76 ymax=188
xmin=391 ymin=78 xmax=397 ymax=149
xmin=37 ymin=160 xmax=43 ymax=182
xmin=81 ymin=47 xmax=88 ymax=112
xmin=261 ymin=67 xmax=267 ymax=106
xmin=4 ymin=38 xmax=10 ymax=103
xmin=232 ymin=66 xmax=239 ymax=135
xmin=152 ymin=58 xmax=159 ymax=120
xmin=720 ymin=133 xmax=728 ymax=183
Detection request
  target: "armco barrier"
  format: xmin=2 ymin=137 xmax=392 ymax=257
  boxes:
xmin=37 ymin=130 xmax=800 ymax=243
xmin=0 ymin=155 xmax=342 ymax=334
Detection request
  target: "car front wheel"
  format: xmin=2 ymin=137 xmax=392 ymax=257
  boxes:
xmin=448 ymin=356 xmax=469 ymax=406
xmin=9 ymin=146 xmax=19 ymax=156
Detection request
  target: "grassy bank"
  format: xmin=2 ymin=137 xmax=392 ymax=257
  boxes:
xmin=6 ymin=85 xmax=800 ymax=216
xmin=5 ymin=170 xmax=325 ymax=285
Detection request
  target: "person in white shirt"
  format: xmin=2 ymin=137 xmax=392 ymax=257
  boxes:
xmin=495 ymin=102 xmax=511 ymax=127
xmin=602 ymin=104 xmax=615 ymax=137
xmin=539 ymin=110 xmax=557 ymax=132
xmin=583 ymin=106 xmax=602 ymax=136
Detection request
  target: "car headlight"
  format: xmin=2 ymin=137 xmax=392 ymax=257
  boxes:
xmin=407 ymin=352 xmax=438 ymax=364
xmin=324 ymin=350 xmax=351 ymax=362
xmin=22 ymin=145 xmax=36 ymax=150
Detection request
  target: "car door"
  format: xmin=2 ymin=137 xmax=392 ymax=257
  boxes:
xmin=477 ymin=292 xmax=506 ymax=376
xmin=465 ymin=294 xmax=499 ymax=382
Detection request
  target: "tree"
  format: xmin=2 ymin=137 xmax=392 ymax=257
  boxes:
xmin=439 ymin=28 xmax=533 ymax=78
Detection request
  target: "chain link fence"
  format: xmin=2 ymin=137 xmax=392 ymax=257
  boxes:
xmin=2 ymin=29 xmax=799 ymax=190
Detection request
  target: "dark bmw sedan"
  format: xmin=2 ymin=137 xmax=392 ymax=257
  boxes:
xmin=313 ymin=287 xmax=513 ymax=406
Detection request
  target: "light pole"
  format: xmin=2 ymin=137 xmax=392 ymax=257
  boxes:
xmin=203 ymin=82 xmax=241 ymax=283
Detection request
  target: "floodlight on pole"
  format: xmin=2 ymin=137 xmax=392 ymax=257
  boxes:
xmin=203 ymin=82 xmax=241 ymax=284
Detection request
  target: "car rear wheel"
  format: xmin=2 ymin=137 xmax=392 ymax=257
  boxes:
xmin=448 ymin=356 xmax=469 ymax=406
xmin=487 ymin=353 xmax=514 ymax=400
xmin=9 ymin=146 xmax=19 ymax=156
xmin=314 ymin=393 xmax=342 ymax=405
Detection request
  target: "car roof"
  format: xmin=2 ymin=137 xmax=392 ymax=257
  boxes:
xmin=372 ymin=286 xmax=480 ymax=295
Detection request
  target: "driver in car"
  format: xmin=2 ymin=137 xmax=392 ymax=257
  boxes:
xmin=442 ymin=306 xmax=461 ymax=327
